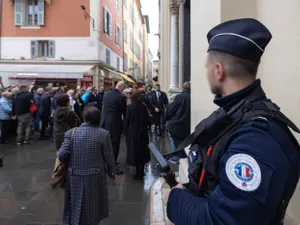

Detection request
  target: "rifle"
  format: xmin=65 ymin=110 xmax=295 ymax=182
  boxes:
xmin=148 ymin=142 xmax=179 ymax=188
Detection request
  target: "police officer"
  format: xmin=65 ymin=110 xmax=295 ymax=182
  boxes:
xmin=166 ymin=18 xmax=300 ymax=225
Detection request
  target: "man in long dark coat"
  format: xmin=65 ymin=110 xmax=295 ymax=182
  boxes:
xmin=101 ymin=81 xmax=126 ymax=174
xmin=150 ymin=84 xmax=169 ymax=137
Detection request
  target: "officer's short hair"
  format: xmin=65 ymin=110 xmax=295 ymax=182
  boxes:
xmin=208 ymin=50 xmax=260 ymax=78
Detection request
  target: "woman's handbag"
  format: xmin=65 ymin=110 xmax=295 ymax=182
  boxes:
xmin=29 ymin=102 xmax=38 ymax=115
xmin=51 ymin=127 xmax=77 ymax=188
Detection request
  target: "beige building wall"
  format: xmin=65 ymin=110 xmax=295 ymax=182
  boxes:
xmin=158 ymin=0 xmax=170 ymax=92
xmin=123 ymin=0 xmax=144 ymax=77
xmin=143 ymin=22 xmax=148 ymax=80
xmin=191 ymin=0 xmax=300 ymax=223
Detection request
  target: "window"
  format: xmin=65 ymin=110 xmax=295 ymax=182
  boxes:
xmin=14 ymin=0 xmax=45 ymax=26
xmin=115 ymin=24 xmax=122 ymax=48
xmin=124 ymin=53 xmax=128 ymax=71
xmin=131 ymin=5 xmax=134 ymax=23
xmin=103 ymin=8 xmax=112 ymax=37
xmin=31 ymin=40 xmax=55 ymax=58
xmin=133 ymin=40 xmax=140 ymax=59
xmin=116 ymin=0 xmax=120 ymax=13
xmin=130 ymin=32 xmax=133 ymax=50
xmin=117 ymin=57 xmax=120 ymax=70
xmin=130 ymin=59 xmax=134 ymax=71
xmin=124 ymin=22 xmax=127 ymax=42
xmin=106 ymin=49 xmax=111 ymax=65
xmin=139 ymin=29 xmax=143 ymax=42
xmin=134 ymin=63 xmax=138 ymax=76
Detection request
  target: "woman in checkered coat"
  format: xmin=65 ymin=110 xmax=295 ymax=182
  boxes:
xmin=58 ymin=106 xmax=116 ymax=225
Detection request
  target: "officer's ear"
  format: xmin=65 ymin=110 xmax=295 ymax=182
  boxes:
xmin=214 ymin=62 xmax=226 ymax=81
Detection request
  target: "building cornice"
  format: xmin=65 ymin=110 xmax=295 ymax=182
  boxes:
xmin=9 ymin=0 xmax=51 ymax=4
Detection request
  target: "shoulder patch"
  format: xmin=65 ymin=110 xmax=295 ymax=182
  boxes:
xmin=225 ymin=154 xmax=261 ymax=192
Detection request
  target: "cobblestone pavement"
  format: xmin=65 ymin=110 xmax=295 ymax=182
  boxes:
xmin=0 ymin=133 xmax=171 ymax=225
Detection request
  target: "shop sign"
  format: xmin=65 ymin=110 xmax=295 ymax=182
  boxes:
xmin=82 ymin=75 xmax=93 ymax=82
xmin=104 ymin=78 xmax=112 ymax=86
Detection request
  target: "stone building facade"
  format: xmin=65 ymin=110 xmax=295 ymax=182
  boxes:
xmin=158 ymin=0 xmax=300 ymax=223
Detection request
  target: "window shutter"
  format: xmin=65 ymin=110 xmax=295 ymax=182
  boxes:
xmin=109 ymin=13 xmax=112 ymax=36
xmin=123 ymin=23 xmax=125 ymax=41
xmin=30 ymin=41 xmax=38 ymax=58
xmin=115 ymin=24 xmax=119 ymax=45
xmin=14 ymin=0 xmax=23 ymax=26
xmin=104 ymin=8 xmax=108 ymax=33
xmin=38 ymin=0 xmax=45 ymax=26
xmin=49 ymin=41 xmax=55 ymax=58
xmin=119 ymin=27 xmax=122 ymax=48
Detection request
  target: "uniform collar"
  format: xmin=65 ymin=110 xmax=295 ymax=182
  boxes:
xmin=214 ymin=79 xmax=262 ymax=108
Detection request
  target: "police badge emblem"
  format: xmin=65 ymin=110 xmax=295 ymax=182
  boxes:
xmin=225 ymin=154 xmax=261 ymax=192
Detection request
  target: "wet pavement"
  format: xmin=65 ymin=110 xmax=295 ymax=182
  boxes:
xmin=0 ymin=132 xmax=296 ymax=225
xmin=0 ymin=133 xmax=172 ymax=225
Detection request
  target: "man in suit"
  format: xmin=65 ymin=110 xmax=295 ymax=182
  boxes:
xmin=151 ymin=84 xmax=169 ymax=137
xmin=96 ymin=87 xmax=105 ymax=112
xmin=39 ymin=86 xmax=53 ymax=140
xmin=101 ymin=81 xmax=126 ymax=174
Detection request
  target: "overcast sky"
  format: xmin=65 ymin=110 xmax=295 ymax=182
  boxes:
xmin=140 ymin=0 xmax=159 ymax=60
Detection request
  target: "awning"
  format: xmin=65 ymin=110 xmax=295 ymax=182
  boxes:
xmin=119 ymin=73 xmax=135 ymax=83
xmin=0 ymin=64 xmax=95 ymax=79
xmin=103 ymin=67 xmax=135 ymax=83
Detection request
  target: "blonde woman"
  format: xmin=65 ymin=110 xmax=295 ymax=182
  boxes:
xmin=67 ymin=89 xmax=75 ymax=111
xmin=0 ymin=92 xmax=12 ymax=144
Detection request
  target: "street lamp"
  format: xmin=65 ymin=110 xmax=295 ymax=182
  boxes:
xmin=80 ymin=5 xmax=95 ymax=29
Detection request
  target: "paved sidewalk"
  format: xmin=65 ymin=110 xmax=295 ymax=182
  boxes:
xmin=0 ymin=134 xmax=171 ymax=225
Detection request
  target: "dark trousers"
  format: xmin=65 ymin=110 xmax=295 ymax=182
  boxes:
xmin=40 ymin=116 xmax=49 ymax=137
xmin=170 ymin=134 xmax=187 ymax=158
xmin=0 ymin=120 xmax=10 ymax=144
xmin=135 ymin=164 xmax=145 ymax=177
xmin=154 ymin=111 xmax=166 ymax=134
xmin=112 ymin=139 xmax=121 ymax=162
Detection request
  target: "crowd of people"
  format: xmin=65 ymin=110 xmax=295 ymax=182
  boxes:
xmin=0 ymin=80 xmax=191 ymax=225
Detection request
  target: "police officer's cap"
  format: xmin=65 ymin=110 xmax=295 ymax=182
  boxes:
xmin=207 ymin=18 xmax=272 ymax=62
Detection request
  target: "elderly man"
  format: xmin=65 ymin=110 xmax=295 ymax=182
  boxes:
xmin=166 ymin=18 xmax=300 ymax=225
xmin=12 ymin=85 xmax=34 ymax=145
xmin=101 ymin=81 xmax=126 ymax=174
xmin=96 ymin=86 xmax=105 ymax=112
xmin=167 ymin=81 xmax=191 ymax=154
xmin=33 ymin=88 xmax=44 ymax=132
xmin=39 ymin=86 xmax=53 ymax=140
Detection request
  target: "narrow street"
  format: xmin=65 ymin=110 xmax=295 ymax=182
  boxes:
xmin=0 ymin=133 xmax=171 ymax=225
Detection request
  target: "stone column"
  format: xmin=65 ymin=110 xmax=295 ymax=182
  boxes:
xmin=169 ymin=0 xmax=180 ymax=94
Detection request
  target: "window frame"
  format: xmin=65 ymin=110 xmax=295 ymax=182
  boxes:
xmin=117 ymin=57 xmax=120 ymax=71
xmin=115 ymin=23 xmax=122 ymax=48
xmin=124 ymin=53 xmax=128 ymax=71
xmin=31 ymin=40 xmax=55 ymax=58
xmin=116 ymin=0 xmax=121 ymax=14
xmin=106 ymin=48 xmax=111 ymax=65
xmin=103 ymin=7 xmax=112 ymax=37
xmin=15 ymin=0 xmax=45 ymax=27
xmin=124 ymin=21 xmax=127 ymax=43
